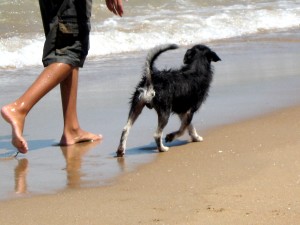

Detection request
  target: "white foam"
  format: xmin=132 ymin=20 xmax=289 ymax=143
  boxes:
xmin=0 ymin=36 xmax=44 ymax=69
xmin=0 ymin=0 xmax=299 ymax=69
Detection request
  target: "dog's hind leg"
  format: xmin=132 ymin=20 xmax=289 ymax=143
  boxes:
xmin=154 ymin=112 xmax=170 ymax=152
xmin=117 ymin=101 xmax=145 ymax=157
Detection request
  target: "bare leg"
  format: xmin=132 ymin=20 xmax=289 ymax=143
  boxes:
xmin=59 ymin=68 xmax=102 ymax=145
xmin=1 ymin=63 xmax=73 ymax=153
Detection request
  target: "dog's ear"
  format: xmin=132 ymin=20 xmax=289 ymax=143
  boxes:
xmin=206 ymin=50 xmax=221 ymax=62
xmin=183 ymin=48 xmax=196 ymax=64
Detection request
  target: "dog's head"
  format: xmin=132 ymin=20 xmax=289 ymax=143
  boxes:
xmin=183 ymin=44 xmax=221 ymax=64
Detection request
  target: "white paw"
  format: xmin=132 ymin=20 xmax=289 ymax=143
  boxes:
xmin=192 ymin=135 xmax=203 ymax=142
xmin=158 ymin=146 xmax=169 ymax=152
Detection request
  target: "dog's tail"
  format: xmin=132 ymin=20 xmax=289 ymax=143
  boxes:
xmin=144 ymin=44 xmax=179 ymax=82
xmin=139 ymin=44 xmax=179 ymax=104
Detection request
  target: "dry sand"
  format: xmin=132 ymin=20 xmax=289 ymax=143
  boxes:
xmin=0 ymin=105 xmax=299 ymax=225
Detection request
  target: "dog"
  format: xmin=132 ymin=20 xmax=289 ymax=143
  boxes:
xmin=117 ymin=44 xmax=221 ymax=157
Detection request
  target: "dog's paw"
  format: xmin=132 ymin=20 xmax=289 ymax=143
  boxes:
xmin=165 ymin=133 xmax=175 ymax=143
xmin=116 ymin=148 xmax=125 ymax=157
xmin=158 ymin=146 xmax=169 ymax=152
xmin=192 ymin=135 xmax=203 ymax=142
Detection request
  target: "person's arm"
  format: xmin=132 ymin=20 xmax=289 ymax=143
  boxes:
xmin=105 ymin=0 xmax=124 ymax=17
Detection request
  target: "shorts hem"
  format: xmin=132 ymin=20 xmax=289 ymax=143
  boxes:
xmin=42 ymin=57 xmax=85 ymax=68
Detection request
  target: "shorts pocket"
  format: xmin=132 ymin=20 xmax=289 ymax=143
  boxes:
xmin=58 ymin=21 xmax=79 ymax=35
xmin=56 ymin=21 xmax=79 ymax=50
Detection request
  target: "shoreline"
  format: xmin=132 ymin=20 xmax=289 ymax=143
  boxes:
xmin=0 ymin=104 xmax=299 ymax=224
xmin=0 ymin=29 xmax=300 ymax=217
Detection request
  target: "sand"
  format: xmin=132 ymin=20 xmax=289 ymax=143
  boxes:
xmin=1 ymin=30 xmax=300 ymax=224
xmin=0 ymin=105 xmax=300 ymax=225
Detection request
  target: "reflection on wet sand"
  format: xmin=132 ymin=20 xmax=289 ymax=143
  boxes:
xmin=116 ymin=156 xmax=126 ymax=172
xmin=60 ymin=141 xmax=101 ymax=188
xmin=14 ymin=158 xmax=28 ymax=194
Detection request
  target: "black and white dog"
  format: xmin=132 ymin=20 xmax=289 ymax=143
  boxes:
xmin=117 ymin=44 xmax=221 ymax=157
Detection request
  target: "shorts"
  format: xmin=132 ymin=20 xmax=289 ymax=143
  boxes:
xmin=39 ymin=0 xmax=92 ymax=68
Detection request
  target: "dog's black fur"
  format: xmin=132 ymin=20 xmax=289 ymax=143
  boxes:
xmin=117 ymin=44 xmax=221 ymax=157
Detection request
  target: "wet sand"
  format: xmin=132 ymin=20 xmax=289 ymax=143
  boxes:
xmin=0 ymin=105 xmax=300 ymax=224
xmin=0 ymin=30 xmax=300 ymax=223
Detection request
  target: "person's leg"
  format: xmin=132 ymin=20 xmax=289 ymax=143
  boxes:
xmin=59 ymin=68 xmax=102 ymax=145
xmin=1 ymin=63 xmax=73 ymax=153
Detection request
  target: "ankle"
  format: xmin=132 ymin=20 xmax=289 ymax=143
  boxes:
xmin=1 ymin=104 xmax=26 ymax=122
xmin=3 ymin=102 xmax=27 ymax=116
xmin=63 ymin=126 xmax=81 ymax=137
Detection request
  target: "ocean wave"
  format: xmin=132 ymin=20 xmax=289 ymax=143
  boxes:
xmin=0 ymin=0 xmax=299 ymax=69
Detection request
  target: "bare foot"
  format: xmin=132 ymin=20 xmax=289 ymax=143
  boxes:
xmin=59 ymin=129 xmax=103 ymax=146
xmin=1 ymin=105 xmax=28 ymax=153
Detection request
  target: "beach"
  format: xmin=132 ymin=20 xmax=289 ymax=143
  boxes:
xmin=0 ymin=30 xmax=300 ymax=224
xmin=0 ymin=101 xmax=300 ymax=224
xmin=1 ymin=0 xmax=300 ymax=222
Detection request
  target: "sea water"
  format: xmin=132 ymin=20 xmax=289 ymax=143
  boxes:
xmin=0 ymin=0 xmax=299 ymax=68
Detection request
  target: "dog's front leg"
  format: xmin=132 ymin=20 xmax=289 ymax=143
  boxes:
xmin=188 ymin=124 xmax=203 ymax=142
xmin=154 ymin=113 xmax=169 ymax=152
xmin=165 ymin=113 xmax=190 ymax=143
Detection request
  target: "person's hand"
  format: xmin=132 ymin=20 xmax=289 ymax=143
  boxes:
xmin=105 ymin=0 xmax=124 ymax=17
